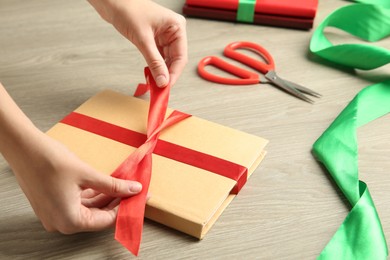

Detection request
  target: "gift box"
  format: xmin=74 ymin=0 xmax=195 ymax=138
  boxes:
xmin=46 ymin=89 xmax=268 ymax=239
xmin=183 ymin=0 xmax=318 ymax=30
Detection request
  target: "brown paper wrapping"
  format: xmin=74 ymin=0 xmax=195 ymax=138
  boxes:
xmin=47 ymin=90 xmax=268 ymax=238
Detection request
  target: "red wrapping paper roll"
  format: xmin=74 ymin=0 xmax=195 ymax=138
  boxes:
xmin=185 ymin=0 xmax=318 ymax=18
xmin=183 ymin=0 xmax=318 ymax=29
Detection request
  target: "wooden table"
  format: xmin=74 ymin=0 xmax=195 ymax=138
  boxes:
xmin=1 ymin=0 xmax=389 ymax=259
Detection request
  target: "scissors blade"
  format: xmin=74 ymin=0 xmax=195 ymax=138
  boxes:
xmin=281 ymin=79 xmax=322 ymax=98
xmin=265 ymin=71 xmax=314 ymax=103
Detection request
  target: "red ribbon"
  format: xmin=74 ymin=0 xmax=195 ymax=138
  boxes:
xmin=60 ymin=68 xmax=249 ymax=255
xmin=61 ymin=112 xmax=248 ymax=194
xmin=109 ymin=68 xmax=190 ymax=255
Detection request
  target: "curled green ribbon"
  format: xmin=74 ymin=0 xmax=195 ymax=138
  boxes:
xmin=236 ymin=0 xmax=256 ymax=23
xmin=310 ymin=2 xmax=390 ymax=259
xmin=313 ymin=82 xmax=390 ymax=259
xmin=310 ymin=4 xmax=390 ymax=70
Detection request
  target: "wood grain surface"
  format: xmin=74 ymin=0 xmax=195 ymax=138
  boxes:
xmin=0 ymin=0 xmax=389 ymax=259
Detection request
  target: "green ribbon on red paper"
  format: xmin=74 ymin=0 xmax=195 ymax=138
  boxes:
xmin=310 ymin=1 xmax=390 ymax=259
xmin=237 ymin=0 xmax=256 ymax=23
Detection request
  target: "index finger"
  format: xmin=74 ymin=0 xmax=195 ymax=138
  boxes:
xmin=165 ymin=29 xmax=188 ymax=86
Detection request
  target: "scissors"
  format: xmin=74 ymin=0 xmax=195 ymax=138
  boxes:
xmin=198 ymin=41 xmax=321 ymax=103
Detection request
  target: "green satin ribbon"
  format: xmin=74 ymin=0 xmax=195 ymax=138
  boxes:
xmin=310 ymin=4 xmax=390 ymax=70
xmin=353 ymin=0 xmax=390 ymax=7
xmin=310 ymin=2 xmax=390 ymax=259
xmin=313 ymin=81 xmax=390 ymax=259
xmin=236 ymin=0 xmax=256 ymax=23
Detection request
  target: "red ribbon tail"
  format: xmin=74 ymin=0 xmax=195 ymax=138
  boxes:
xmin=115 ymin=196 xmax=146 ymax=256
xmin=134 ymin=83 xmax=150 ymax=97
xmin=113 ymin=152 xmax=152 ymax=256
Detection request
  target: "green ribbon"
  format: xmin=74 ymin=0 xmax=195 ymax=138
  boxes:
xmin=353 ymin=0 xmax=390 ymax=7
xmin=310 ymin=4 xmax=390 ymax=70
xmin=313 ymin=82 xmax=390 ymax=259
xmin=310 ymin=2 xmax=390 ymax=259
xmin=236 ymin=0 xmax=256 ymax=23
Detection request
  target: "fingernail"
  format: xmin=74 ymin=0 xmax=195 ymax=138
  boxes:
xmin=129 ymin=182 xmax=142 ymax=193
xmin=155 ymin=75 xmax=168 ymax=88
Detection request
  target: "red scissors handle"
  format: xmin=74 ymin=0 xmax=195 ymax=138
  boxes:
xmin=224 ymin=42 xmax=275 ymax=74
xmin=198 ymin=56 xmax=260 ymax=85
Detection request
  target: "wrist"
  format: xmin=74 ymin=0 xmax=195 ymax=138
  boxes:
xmin=88 ymin=0 xmax=118 ymax=24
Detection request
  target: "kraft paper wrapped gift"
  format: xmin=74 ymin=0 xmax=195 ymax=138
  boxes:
xmin=183 ymin=0 xmax=318 ymax=30
xmin=46 ymin=90 xmax=268 ymax=239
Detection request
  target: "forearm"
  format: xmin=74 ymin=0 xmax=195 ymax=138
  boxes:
xmin=0 ymin=83 xmax=44 ymax=173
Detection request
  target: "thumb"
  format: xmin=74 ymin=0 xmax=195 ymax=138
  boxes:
xmin=83 ymin=172 xmax=142 ymax=197
xmin=137 ymin=37 xmax=169 ymax=88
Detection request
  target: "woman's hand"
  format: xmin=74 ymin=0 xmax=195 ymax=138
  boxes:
xmin=0 ymin=83 xmax=142 ymax=233
xmin=16 ymin=133 xmax=142 ymax=234
xmin=88 ymin=0 xmax=188 ymax=87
